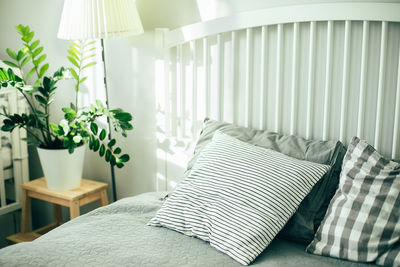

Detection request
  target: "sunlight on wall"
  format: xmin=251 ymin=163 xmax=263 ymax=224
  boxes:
xmin=79 ymin=39 xmax=107 ymax=127
xmin=155 ymin=54 xmax=195 ymax=191
xmin=196 ymin=0 xmax=217 ymax=21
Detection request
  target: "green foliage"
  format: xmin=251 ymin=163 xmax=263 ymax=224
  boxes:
xmin=67 ymin=40 xmax=97 ymax=111
xmin=0 ymin=24 xmax=133 ymax=169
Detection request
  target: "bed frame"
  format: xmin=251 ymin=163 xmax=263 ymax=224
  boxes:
xmin=155 ymin=2 xmax=400 ymax=191
xmin=0 ymin=69 xmax=29 ymax=215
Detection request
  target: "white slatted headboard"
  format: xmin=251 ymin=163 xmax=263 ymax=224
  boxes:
xmin=155 ymin=2 xmax=400 ymax=191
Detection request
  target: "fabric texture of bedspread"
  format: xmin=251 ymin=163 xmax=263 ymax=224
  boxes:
xmin=0 ymin=192 xmax=374 ymax=267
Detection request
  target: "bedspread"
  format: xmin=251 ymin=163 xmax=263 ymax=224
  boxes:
xmin=0 ymin=192 xmax=372 ymax=267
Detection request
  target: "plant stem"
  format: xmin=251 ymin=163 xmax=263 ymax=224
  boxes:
xmin=25 ymin=41 xmax=53 ymax=145
xmin=17 ymin=89 xmax=49 ymax=146
xmin=75 ymin=40 xmax=85 ymax=112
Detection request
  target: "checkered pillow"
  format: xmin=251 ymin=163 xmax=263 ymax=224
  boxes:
xmin=307 ymin=137 xmax=400 ymax=265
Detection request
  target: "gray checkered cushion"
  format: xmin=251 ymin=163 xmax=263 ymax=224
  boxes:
xmin=306 ymin=137 xmax=400 ymax=265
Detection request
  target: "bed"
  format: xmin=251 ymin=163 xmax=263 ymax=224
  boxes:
xmin=1 ymin=2 xmax=400 ymax=267
xmin=0 ymin=192 xmax=371 ymax=266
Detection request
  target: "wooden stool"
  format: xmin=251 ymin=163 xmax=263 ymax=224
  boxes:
xmin=6 ymin=177 xmax=108 ymax=244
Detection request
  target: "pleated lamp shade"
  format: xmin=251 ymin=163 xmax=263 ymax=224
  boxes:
xmin=57 ymin=0 xmax=144 ymax=40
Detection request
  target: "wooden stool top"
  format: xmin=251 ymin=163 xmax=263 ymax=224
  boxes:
xmin=21 ymin=177 xmax=108 ymax=201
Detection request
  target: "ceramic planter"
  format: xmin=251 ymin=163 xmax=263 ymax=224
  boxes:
xmin=37 ymin=145 xmax=86 ymax=190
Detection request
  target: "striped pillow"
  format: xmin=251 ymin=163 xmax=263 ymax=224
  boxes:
xmin=148 ymin=131 xmax=330 ymax=265
xmin=307 ymin=137 xmax=400 ymax=265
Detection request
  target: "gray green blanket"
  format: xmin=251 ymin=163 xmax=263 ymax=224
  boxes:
xmin=0 ymin=192 xmax=372 ymax=266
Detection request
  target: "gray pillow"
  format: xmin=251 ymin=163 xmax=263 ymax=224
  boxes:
xmin=185 ymin=119 xmax=346 ymax=244
xmin=307 ymin=137 xmax=400 ymax=265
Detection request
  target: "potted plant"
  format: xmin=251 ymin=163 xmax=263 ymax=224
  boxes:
xmin=0 ymin=25 xmax=132 ymax=190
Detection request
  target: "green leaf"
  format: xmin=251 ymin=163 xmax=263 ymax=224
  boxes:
xmin=90 ymin=122 xmax=98 ymax=135
xmin=93 ymin=139 xmax=100 ymax=152
xmin=67 ymin=56 xmax=79 ymax=68
xmin=17 ymin=50 xmax=24 ymax=61
xmin=67 ymin=49 xmax=80 ymax=61
xmin=10 ymin=114 xmax=23 ymax=123
xmin=7 ymin=68 xmax=15 ymax=80
xmin=1 ymin=123 xmax=15 ymax=132
xmin=39 ymin=63 xmax=49 ymax=78
xmin=79 ymin=77 xmax=87 ymax=84
xmin=86 ymin=40 xmax=96 ymax=46
xmin=99 ymin=144 xmax=106 ymax=157
xmin=96 ymin=100 xmax=104 ymax=109
xmin=108 ymin=139 xmax=116 ymax=148
xmin=70 ymin=41 xmax=81 ymax=49
xmin=49 ymin=123 xmax=59 ymax=132
xmin=6 ymin=48 xmax=17 ymax=60
xmin=36 ymin=54 xmax=47 ymax=66
xmin=69 ymin=68 xmax=79 ymax=81
xmin=89 ymin=135 xmax=94 ymax=149
xmin=3 ymin=61 xmax=18 ymax=68
xmin=32 ymin=47 xmax=43 ymax=58
xmin=22 ymin=32 xmax=34 ymax=43
xmin=38 ymin=86 xmax=48 ymax=97
xmin=110 ymin=155 xmax=116 ymax=166
xmin=116 ymin=162 xmax=124 ymax=168
xmin=114 ymin=147 xmax=121 ymax=154
xmin=82 ymin=62 xmax=96 ymax=70
xmin=68 ymin=145 xmax=75 ymax=154
xmin=14 ymin=24 xmax=25 ymax=35
xmin=21 ymin=55 xmax=31 ymax=67
xmin=120 ymin=121 xmax=133 ymax=131
xmin=119 ymin=154 xmax=130 ymax=162
xmin=0 ymin=68 xmax=7 ymax=80
xmin=34 ymin=94 xmax=47 ymax=105
xmin=105 ymin=149 xmax=111 ymax=162
xmin=69 ymin=46 xmax=81 ymax=56
xmin=33 ymin=79 xmax=41 ymax=87
xmin=30 ymin=40 xmax=40 ymax=50
xmin=82 ymin=54 xmax=96 ymax=61
xmin=114 ymin=112 xmax=132 ymax=122
xmin=61 ymin=107 xmax=77 ymax=117
xmin=99 ymin=129 xmax=106 ymax=141
xmin=25 ymin=67 xmax=36 ymax=81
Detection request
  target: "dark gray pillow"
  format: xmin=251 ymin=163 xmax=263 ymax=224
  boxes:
xmin=185 ymin=119 xmax=346 ymax=244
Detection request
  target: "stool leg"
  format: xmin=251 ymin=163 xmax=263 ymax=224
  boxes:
xmin=21 ymin=189 xmax=31 ymax=233
xmin=69 ymin=200 xmax=80 ymax=219
xmin=53 ymin=204 xmax=62 ymax=225
xmin=100 ymin=190 xmax=108 ymax=206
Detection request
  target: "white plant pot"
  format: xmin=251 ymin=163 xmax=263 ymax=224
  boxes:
xmin=37 ymin=145 xmax=86 ymax=190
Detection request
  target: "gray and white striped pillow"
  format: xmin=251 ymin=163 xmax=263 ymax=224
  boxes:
xmin=307 ymin=136 xmax=400 ymax=265
xmin=148 ymin=131 xmax=330 ymax=265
